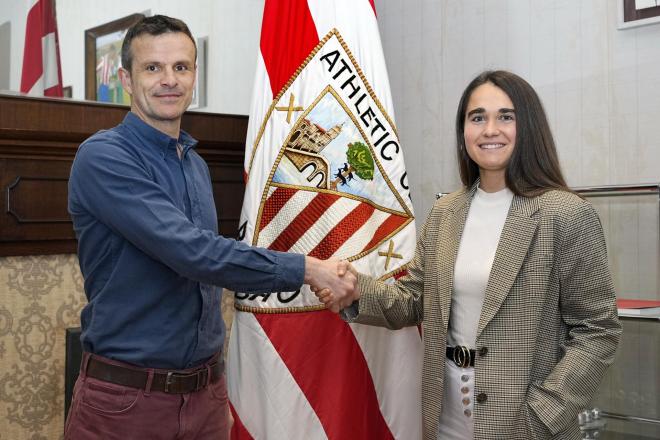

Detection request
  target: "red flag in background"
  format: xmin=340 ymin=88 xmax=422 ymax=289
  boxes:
xmin=20 ymin=0 xmax=63 ymax=97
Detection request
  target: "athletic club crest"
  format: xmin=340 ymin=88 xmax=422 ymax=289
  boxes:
xmin=237 ymin=29 xmax=415 ymax=312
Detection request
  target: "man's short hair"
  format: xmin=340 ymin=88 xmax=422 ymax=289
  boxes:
xmin=121 ymin=15 xmax=196 ymax=73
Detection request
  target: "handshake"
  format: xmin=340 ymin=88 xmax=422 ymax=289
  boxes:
xmin=304 ymin=256 xmax=360 ymax=313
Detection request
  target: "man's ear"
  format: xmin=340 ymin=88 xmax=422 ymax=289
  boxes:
xmin=119 ymin=67 xmax=133 ymax=95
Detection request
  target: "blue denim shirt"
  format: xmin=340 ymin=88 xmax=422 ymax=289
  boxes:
xmin=68 ymin=112 xmax=304 ymax=369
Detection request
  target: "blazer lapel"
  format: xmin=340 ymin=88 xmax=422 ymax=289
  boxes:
xmin=477 ymin=194 xmax=540 ymax=337
xmin=435 ymin=185 xmax=475 ymax=331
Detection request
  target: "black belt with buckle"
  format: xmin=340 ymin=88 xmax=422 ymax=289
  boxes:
xmin=86 ymin=355 xmax=224 ymax=394
xmin=446 ymin=345 xmax=475 ymax=368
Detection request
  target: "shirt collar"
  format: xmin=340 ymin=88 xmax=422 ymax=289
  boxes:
xmin=122 ymin=111 xmax=198 ymax=157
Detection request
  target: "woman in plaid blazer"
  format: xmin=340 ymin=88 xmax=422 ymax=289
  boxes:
xmin=318 ymin=71 xmax=621 ymax=439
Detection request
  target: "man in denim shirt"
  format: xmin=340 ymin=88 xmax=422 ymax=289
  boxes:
xmin=65 ymin=15 xmax=355 ymax=440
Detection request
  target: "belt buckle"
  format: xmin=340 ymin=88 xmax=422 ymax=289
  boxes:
xmin=164 ymin=368 xmax=209 ymax=393
xmin=452 ymin=345 xmax=471 ymax=368
xmin=165 ymin=371 xmax=175 ymax=393
xmin=164 ymin=371 xmax=185 ymax=393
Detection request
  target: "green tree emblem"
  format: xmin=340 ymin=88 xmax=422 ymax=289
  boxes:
xmin=331 ymin=142 xmax=374 ymax=189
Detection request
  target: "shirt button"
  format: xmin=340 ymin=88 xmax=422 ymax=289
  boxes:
xmin=478 ymin=347 xmax=488 ymax=356
xmin=461 ymin=386 xmax=470 ymax=394
xmin=464 ymin=409 xmax=472 ymax=417
xmin=461 ymin=375 xmax=469 ymax=383
xmin=462 ymin=397 xmax=470 ymax=406
xmin=476 ymin=393 xmax=488 ymax=403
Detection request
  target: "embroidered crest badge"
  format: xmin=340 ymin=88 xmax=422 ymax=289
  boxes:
xmin=237 ymin=30 xmax=415 ymax=312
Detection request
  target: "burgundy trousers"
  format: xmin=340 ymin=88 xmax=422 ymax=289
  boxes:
xmin=64 ymin=353 xmax=230 ymax=440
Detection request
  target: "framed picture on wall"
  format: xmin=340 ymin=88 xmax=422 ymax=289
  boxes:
xmin=84 ymin=13 xmax=145 ymax=103
xmin=618 ymin=0 xmax=660 ymax=29
xmin=188 ymin=36 xmax=208 ymax=110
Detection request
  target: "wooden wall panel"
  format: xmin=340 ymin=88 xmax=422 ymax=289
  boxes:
xmin=0 ymin=94 xmax=247 ymax=256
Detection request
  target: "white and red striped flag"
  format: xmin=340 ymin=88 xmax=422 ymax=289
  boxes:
xmin=20 ymin=0 xmax=63 ymax=97
xmin=227 ymin=1 xmax=422 ymax=438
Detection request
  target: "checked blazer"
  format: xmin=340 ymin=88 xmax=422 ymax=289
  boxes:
xmin=349 ymin=183 xmax=621 ymax=440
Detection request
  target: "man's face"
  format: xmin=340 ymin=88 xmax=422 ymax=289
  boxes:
xmin=120 ymin=32 xmax=196 ymax=135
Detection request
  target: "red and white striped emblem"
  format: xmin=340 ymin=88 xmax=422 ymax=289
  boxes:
xmin=259 ymin=187 xmax=409 ymax=260
xmin=228 ymin=2 xmax=422 ymax=438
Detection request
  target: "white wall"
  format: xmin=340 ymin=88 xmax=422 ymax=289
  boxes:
xmin=1 ymin=0 xmax=265 ymax=115
xmin=2 ymin=0 xmax=31 ymax=92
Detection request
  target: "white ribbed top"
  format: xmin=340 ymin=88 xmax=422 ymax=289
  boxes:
xmin=447 ymin=186 xmax=513 ymax=348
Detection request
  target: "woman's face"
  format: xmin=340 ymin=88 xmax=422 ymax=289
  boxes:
xmin=463 ymin=82 xmax=516 ymax=189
